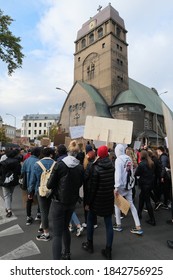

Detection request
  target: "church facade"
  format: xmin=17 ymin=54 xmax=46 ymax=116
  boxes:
xmin=59 ymin=4 xmax=167 ymax=146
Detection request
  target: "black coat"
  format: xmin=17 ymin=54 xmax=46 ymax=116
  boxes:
xmin=0 ymin=157 xmax=21 ymax=186
xmin=135 ymin=159 xmax=154 ymax=187
xmin=47 ymin=159 xmax=84 ymax=207
xmin=86 ymin=157 xmax=115 ymax=217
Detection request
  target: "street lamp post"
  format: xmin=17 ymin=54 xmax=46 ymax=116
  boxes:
xmin=6 ymin=113 xmax=16 ymax=138
xmin=56 ymin=87 xmax=70 ymax=129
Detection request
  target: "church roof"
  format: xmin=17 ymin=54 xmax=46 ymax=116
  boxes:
xmin=111 ymin=78 xmax=166 ymax=115
xmin=76 ymin=4 xmax=126 ymax=40
xmin=78 ymin=81 xmax=112 ymax=118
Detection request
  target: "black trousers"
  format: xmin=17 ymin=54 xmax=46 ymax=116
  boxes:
xmin=138 ymin=184 xmax=155 ymax=221
xmin=49 ymin=200 xmax=74 ymax=260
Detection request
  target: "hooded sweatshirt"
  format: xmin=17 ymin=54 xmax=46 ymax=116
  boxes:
xmin=114 ymin=144 xmax=134 ymax=190
xmin=47 ymin=155 xmax=84 ymax=206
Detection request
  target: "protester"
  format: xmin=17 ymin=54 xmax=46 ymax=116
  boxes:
xmin=47 ymin=140 xmax=84 ymax=260
xmin=82 ymin=145 xmax=114 ymax=260
xmin=29 ymin=147 xmax=55 ymax=241
xmin=135 ymin=150 xmax=156 ymax=226
xmin=114 ymin=144 xmax=143 ymax=235
xmin=156 ymin=146 xmax=171 ymax=209
xmin=21 ymin=147 xmax=41 ymax=225
xmin=0 ymin=149 xmax=21 ymax=217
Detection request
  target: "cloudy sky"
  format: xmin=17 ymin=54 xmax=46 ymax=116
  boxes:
xmin=0 ymin=0 xmax=173 ymax=128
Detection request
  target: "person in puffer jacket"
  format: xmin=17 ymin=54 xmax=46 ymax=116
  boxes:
xmin=82 ymin=145 xmax=114 ymax=260
xmin=114 ymin=144 xmax=143 ymax=235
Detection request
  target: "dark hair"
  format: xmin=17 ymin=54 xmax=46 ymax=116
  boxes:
xmin=157 ymin=146 xmax=165 ymax=153
xmin=140 ymin=150 xmax=154 ymax=169
xmin=57 ymin=144 xmax=67 ymax=156
xmin=6 ymin=149 xmax=19 ymax=158
xmin=41 ymin=147 xmax=55 ymax=157
xmin=31 ymin=147 xmax=41 ymax=157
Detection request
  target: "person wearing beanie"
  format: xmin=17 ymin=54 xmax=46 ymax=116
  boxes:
xmin=114 ymin=144 xmax=143 ymax=235
xmin=82 ymin=145 xmax=115 ymax=260
xmin=47 ymin=140 xmax=84 ymax=260
xmin=85 ymin=144 xmax=93 ymax=154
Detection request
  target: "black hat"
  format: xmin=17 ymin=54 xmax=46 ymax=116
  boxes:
xmin=85 ymin=144 xmax=92 ymax=154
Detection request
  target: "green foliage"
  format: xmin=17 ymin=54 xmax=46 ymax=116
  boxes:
xmin=0 ymin=9 xmax=24 ymax=75
xmin=0 ymin=126 xmax=7 ymax=144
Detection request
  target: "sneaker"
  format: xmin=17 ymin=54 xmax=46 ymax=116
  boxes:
xmin=76 ymin=226 xmax=84 ymax=237
xmin=36 ymin=233 xmax=50 ymax=241
xmin=61 ymin=252 xmax=71 ymax=260
xmin=26 ymin=216 xmax=33 ymax=226
xmin=6 ymin=211 xmax=12 ymax=218
xmin=82 ymin=223 xmax=87 ymax=228
xmin=130 ymin=228 xmax=143 ymax=235
xmin=94 ymin=224 xmax=98 ymax=229
xmin=38 ymin=227 xmax=44 ymax=233
xmin=69 ymin=225 xmax=74 ymax=232
xmin=35 ymin=213 xmax=41 ymax=221
xmin=143 ymin=208 xmax=148 ymax=212
xmin=113 ymin=224 xmax=123 ymax=232
xmin=154 ymin=202 xmax=163 ymax=211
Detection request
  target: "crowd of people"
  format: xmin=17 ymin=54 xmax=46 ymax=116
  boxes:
xmin=0 ymin=140 xmax=173 ymax=259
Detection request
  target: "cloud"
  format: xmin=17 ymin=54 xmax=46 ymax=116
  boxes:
xmin=0 ymin=0 xmax=173 ymax=128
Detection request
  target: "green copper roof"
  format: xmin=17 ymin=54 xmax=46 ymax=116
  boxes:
xmin=112 ymin=78 xmax=164 ymax=115
xmin=78 ymin=81 xmax=112 ymax=118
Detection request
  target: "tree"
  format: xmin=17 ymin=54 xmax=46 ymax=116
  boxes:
xmin=0 ymin=9 xmax=24 ymax=75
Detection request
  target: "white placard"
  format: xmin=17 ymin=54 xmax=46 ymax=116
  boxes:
xmin=69 ymin=125 xmax=85 ymax=139
xmin=84 ymin=116 xmax=133 ymax=144
xmin=133 ymin=140 xmax=141 ymax=150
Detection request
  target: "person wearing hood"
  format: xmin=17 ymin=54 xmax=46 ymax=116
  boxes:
xmin=114 ymin=144 xmax=143 ymax=235
xmin=47 ymin=140 xmax=84 ymax=260
xmin=82 ymin=145 xmax=115 ymax=260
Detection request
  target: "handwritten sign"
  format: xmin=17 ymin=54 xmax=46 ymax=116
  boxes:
xmin=84 ymin=116 xmax=133 ymax=144
xmin=69 ymin=125 xmax=85 ymax=139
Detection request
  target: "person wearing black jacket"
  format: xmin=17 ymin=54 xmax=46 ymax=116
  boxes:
xmin=82 ymin=145 xmax=115 ymax=260
xmin=156 ymin=146 xmax=171 ymax=209
xmin=47 ymin=140 xmax=84 ymax=260
xmin=0 ymin=149 xmax=21 ymax=217
xmin=135 ymin=150 xmax=156 ymax=226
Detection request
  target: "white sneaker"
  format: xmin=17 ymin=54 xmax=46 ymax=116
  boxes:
xmin=94 ymin=224 xmax=98 ymax=229
xmin=82 ymin=222 xmax=87 ymax=228
xmin=76 ymin=226 xmax=84 ymax=237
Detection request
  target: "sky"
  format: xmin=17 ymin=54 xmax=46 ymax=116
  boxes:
xmin=0 ymin=0 xmax=173 ymax=128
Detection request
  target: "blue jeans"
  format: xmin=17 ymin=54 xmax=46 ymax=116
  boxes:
xmin=49 ymin=200 xmax=74 ymax=260
xmin=70 ymin=212 xmax=80 ymax=226
xmin=87 ymin=210 xmax=113 ymax=248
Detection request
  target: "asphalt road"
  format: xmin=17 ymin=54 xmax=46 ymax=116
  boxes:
xmin=0 ymin=185 xmax=173 ymax=260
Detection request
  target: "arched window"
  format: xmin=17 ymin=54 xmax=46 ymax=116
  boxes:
xmin=98 ymin=27 xmax=103 ymax=38
xmin=89 ymin=33 xmax=94 ymax=44
xmin=81 ymin=38 xmax=86 ymax=49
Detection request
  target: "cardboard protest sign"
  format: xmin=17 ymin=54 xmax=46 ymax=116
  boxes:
xmin=114 ymin=194 xmax=130 ymax=215
xmin=69 ymin=125 xmax=85 ymax=139
xmin=84 ymin=116 xmax=133 ymax=144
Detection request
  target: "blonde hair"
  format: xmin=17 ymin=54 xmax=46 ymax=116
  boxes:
xmin=68 ymin=140 xmax=79 ymax=156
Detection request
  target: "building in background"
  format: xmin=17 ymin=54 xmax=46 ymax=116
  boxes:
xmin=21 ymin=114 xmax=60 ymax=141
xmin=58 ymin=3 xmax=171 ymax=146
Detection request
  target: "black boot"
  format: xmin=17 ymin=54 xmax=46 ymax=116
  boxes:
xmin=101 ymin=246 xmax=112 ymax=260
xmin=82 ymin=240 xmax=94 ymax=253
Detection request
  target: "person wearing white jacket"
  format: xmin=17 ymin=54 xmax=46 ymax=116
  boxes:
xmin=114 ymin=144 xmax=143 ymax=235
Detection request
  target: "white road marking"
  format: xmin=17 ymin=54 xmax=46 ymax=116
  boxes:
xmin=0 ymin=224 xmax=23 ymax=237
xmin=0 ymin=240 xmax=41 ymax=260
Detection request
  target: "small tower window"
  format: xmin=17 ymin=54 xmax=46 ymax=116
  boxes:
xmin=89 ymin=33 xmax=94 ymax=44
xmin=81 ymin=38 xmax=86 ymax=49
xmin=98 ymin=27 xmax=103 ymax=38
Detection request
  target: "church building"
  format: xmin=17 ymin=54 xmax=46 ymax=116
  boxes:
xmin=58 ymin=3 xmax=168 ymax=146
